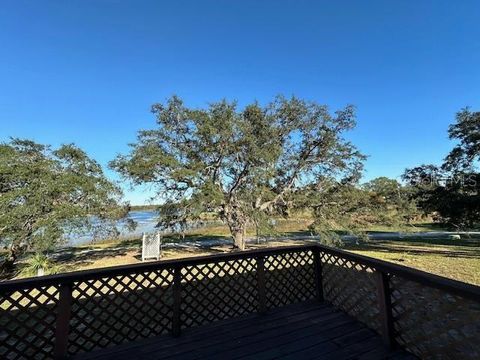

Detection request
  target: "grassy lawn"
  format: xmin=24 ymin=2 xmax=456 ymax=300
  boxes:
xmin=6 ymin=219 xmax=479 ymax=286
xmin=177 ymin=220 xmax=480 ymax=286
xmin=48 ymin=236 xmax=480 ymax=286
xmin=345 ymin=237 xmax=480 ymax=285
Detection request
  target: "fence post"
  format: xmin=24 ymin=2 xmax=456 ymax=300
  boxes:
xmin=54 ymin=282 xmax=73 ymax=360
xmin=257 ymin=255 xmax=267 ymax=314
xmin=375 ymin=271 xmax=395 ymax=349
xmin=172 ymin=266 xmax=182 ymax=337
xmin=313 ymin=249 xmax=324 ymax=302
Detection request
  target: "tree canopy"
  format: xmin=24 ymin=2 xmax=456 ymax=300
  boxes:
xmin=0 ymin=138 xmax=131 ymax=275
xmin=111 ymin=95 xmax=365 ymax=249
xmin=444 ymin=108 xmax=480 ymax=171
xmin=305 ymin=176 xmax=418 ymax=244
xmin=403 ymin=108 xmax=480 ymax=228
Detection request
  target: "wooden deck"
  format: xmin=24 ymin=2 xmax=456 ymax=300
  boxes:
xmin=3 ymin=244 xmax=479 ymax=359
xmin=75 ymin=301 xmax=414 ymax=360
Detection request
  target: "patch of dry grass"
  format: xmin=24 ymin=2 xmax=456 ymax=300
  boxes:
xmin=345 ymin=238 xmax=480 ymax=285
xmin=9 ymin=219 xmax=479 ymax=287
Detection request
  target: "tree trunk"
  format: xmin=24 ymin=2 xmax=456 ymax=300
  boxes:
xmin=0 ymin=246 xmax=18 ymax=278
xmin=224 ymin=203 xmax=248 ymax=250
xmin=232 ymin=228 xmax=246 ymax=250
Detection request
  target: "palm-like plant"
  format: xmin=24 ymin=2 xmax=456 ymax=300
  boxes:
xmin=20 ymin=253 xmax=61 ymax=277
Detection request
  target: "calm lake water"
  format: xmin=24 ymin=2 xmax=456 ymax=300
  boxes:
xmin=67 ymin=210 xmax=160 ymax=246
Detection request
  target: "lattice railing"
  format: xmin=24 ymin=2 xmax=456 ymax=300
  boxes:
xmin=180 ymin=257 xmax=258 ymax=328
xmin=0 ymin=285 xmax=59 ymax=360
xmin=1 ymin=244 xmax=479 ymax=359
xmin=67 ymin=269 xmax=174 ymax=355
xmin=390 ymin=275 xmax=480 ymax=359
xmin=264 ymin=250 xmax=316 ymax=308
xmin=321 ymin=251 xmax=381 ymax=333
xmin=0 ymin=245 xmax=318 ymax=359
xmin=318 ymin=246 xmax=480 ymax=360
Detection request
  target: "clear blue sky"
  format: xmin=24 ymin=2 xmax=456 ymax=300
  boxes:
xmin=1 ymin=0 xmax=479 ymax=204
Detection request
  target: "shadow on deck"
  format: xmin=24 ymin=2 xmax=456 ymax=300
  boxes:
xmin=75 ymin=302 xmax=413 ymax=360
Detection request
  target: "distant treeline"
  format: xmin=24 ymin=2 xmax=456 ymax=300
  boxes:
xmin=130 ymin=204 xmax=160 ymax=211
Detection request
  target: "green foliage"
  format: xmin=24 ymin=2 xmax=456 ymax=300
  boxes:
xmin=249 ymin=209 xmax=279 ymax=240
xmin=403 ymin=108 xmax=480 ymax=228
xmin=0 ymin=138 xmax=131 ymax=271
xmin=363 ymin=177 xmax=419 ymax=226
xmin=403 ymin=166 xmax=480 ymax=228
xmin=111 ymin=95 xmax=365 ymax=249
xmin=307 ymin=177 xmax=418 ymax=245
xmin=312 ymin=229 xmax=346 ymax=247
xmin=363 ymin=177 xmax=401 ymax=202
xmin=308 ymin=181 xmax=382 ymax=243
xmin=19 ymin=253 xmax=61 ymax=277
xmin=444 ymin=108 xmax=480 ymax=171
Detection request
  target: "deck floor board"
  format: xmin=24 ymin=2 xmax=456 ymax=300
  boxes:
xmin=75 ymin=302 xmax=415 ymax=360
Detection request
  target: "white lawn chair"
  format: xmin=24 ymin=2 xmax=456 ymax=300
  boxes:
xmin=142 ymin=232 xmax=162 ymax=261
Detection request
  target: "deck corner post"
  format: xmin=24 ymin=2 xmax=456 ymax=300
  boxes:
xmin=172 ymin=265 xmax=182 ymax=337
xmin=53 ymin=281 xmax=73 ymax=360
xmin=256 ymin=255 xmax=267 ymax=314
xmin=375 ymin=270 xmax=395 ymax=349
xmin=313 ymin=249 xmax=324 ymax=302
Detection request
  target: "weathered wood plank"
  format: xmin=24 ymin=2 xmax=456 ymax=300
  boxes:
xmin=75 ymin=302 xmax=413 ymax=360
xmin=152 ymin=312 xmax=351 ymax=359
xmin=256 ymin=256 xmax=267 ymax=314
xmin=172 ymin=266 xmax=182 ymax=337
xmin=53 ymin=282 xmax=73 ymax=360
xmin=76 ymin=302 xmax=328 ymax=359
xmin=313 ymin=249 xmax=324 ymax=302
xmin=375 ymin=271 xmax=395 ymax=349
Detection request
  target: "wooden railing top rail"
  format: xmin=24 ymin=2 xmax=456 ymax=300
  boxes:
xmin=1 ymin=243 xmax=479 ymax=301
xmin=318 ymin=244 xmax=480 ymax=301
xmin=0 ymin=244 xmax=317 ymax=291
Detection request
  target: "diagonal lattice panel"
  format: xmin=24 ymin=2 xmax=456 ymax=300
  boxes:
xmin=181 ymin=257 xmax=258 ymax=328
xmin=390 ymin=275 xmax=480 ymax=360
xmin=321 ymin=252 xmax=381 ymax=333
xmin=264 ymin=250 xmax=316 ymax=309
xmin=67 ymin=269 xmax=174 ymax=355
xmin=0 ymin=285 xmax=59 ymax=360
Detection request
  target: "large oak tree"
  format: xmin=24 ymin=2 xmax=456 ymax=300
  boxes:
xmin=111 ymin=95 xmax=365 ymax=249
xmin=403 ymin=108 xmax=480 ymax=228
xmin=0 ymin=139 xmax=131 ymax=275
